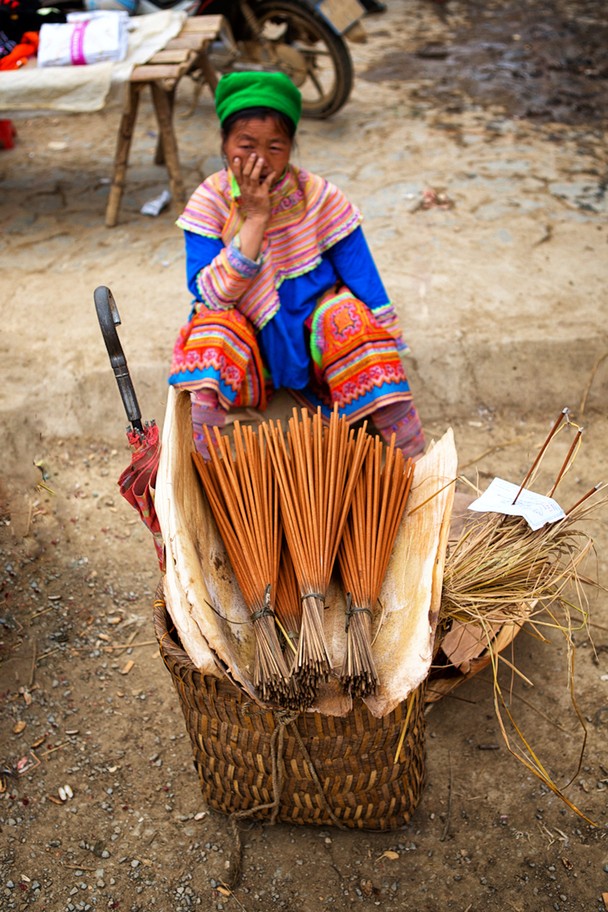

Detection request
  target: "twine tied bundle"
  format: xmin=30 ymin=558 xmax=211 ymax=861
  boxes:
xmin=192 ymin=406 xmax=419 ymax=709
xmin=263 ymin=408 xmax=370 ymax=704
xmin=338 ymin=435 xmax=416 ymax=696
xmin=193 ymin=421 xmax=290 ymax=704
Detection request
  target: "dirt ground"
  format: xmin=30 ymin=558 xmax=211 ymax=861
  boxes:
xmin=1 ymin=0 xmax=608 ymax=910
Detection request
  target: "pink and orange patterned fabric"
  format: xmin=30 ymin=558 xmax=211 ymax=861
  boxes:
xmin=306 ymin=289 xmax=412 ymax=422
xmin=172 ymin=307 xmax=268 ymax=410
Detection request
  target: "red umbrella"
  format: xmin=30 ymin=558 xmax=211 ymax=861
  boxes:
xmin=94 ymin=286 xmax=164 ymax=570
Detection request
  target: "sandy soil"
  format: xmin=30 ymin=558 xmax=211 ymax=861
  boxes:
xmin=1 ymin=1 xmax=608 ymax=910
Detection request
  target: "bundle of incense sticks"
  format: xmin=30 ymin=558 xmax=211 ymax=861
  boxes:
xmin=193 ymin=421 xmax=291 ymax=704
xmin=338 ymin=435 xmax=416 ymax=696
xmin=191 ymin=408 xmax=420 ymax=709
xmin=264 ymin=408 xmax=370 ymax=705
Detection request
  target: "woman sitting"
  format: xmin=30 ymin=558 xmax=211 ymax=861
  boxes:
xmin=169 ymin=70 xmax=425 ymax=459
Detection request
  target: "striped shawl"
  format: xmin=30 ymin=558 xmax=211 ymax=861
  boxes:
xmin=176 ymin=165 xmax=363 ymax=330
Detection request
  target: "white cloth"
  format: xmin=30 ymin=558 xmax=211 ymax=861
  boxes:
xmin=66 ymin=11 xmax=131 ymax=23
xmin=0 ymin=11 xmax=187 ymax=113
xmin=38 ymin=17 xmax=129 ymax=67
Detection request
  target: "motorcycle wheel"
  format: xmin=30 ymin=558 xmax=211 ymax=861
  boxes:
xmin=244 ymin=0 xmax=354 ymax=119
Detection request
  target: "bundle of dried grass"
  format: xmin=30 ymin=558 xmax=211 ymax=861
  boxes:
xmin=441 ymin=497 xmax=596 ymax=634
xmin=264 ymin=407 xmax=369 ymax=704
xmin=441 ymin=409 xmax=598 ymax=631
xmin=338 ymin=435 xmax=416 ymax=697
xmin=438 ymin=408 xmax=605 ymax=821
xmin=193 ymin=422 xmax=290 ymax=704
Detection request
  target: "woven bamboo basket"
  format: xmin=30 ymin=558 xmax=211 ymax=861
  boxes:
xmin=152 ymin=389 xmax=458 ymax=831
xmin=154 ymin=594 xmax=427 ymax=830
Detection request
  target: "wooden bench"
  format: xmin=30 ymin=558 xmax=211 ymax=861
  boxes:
xmin=105 ymin=15 xmax=230 ymax=227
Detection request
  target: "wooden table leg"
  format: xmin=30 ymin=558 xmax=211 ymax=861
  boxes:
xmin=154 ymin=85 xmax=176 ymax=166
xmin=194 ymin=50 xmax=218 ymax=93
xmin=105 ymin=83 xmax=142 ymax=228
xmin=150 ymin=81 xmax=185 ymax=209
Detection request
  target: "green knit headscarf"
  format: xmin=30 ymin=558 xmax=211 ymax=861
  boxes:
xmin=215 ymin=71 xmax=302 ymax=129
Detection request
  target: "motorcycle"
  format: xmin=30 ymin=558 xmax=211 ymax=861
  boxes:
xmin=94 ymin=0 xmax=365 ymax=117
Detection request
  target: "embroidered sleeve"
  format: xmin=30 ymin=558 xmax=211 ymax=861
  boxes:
xmin=228 ymin=234 xmax=265 ymax=271
xmin=368 ymin=303 xmax=407 ymax=351
xmin=184 ymin=230 xmax=263 ymax=312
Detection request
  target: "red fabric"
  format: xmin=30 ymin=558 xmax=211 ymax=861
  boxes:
xmin=0 ymin=119 xmax=16 ymax=149
xmin=0 ymin=30 xmax=38 ymax=70
xmin=118 ymin=423 xmax=164 ymax=570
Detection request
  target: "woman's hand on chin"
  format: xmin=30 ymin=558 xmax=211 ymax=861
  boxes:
xmin=232 ymin=153 xmax=275 ymax=223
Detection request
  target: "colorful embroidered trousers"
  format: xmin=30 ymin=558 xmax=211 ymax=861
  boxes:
xmin=170 ymin=291 xmax=424 ymax=458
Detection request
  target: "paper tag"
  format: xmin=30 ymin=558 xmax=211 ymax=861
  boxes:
xmin=467 ymin=477 xmax=566 ymax=531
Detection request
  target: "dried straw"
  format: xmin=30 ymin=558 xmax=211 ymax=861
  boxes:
xmin=439 ymin=408 xmax=606 ymax=822
xmin=264 ymin=407 xmax=370 ymax=704
xmin=338 ymin=434 xmax=415 ymax=696
xmin=441 ymin=506 xmax=595 ymax=630
xmin=193 ymin=422 xmax=291 ymax=705
xmin=442 ymin=409 xmax=601 ymax=631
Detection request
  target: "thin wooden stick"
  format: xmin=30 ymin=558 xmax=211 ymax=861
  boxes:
xmin=193 ymin=422 xmax=290 ymax=704
xmin=275 ymin=542 xmax=302 ymax=649
xmin=548 ymin=427 xmax=583 ymax=497
xmin=338 ymin=434 xmax=415 ymax=697
xmin=564 ymin=483 xmax=603 ymax=517
xmin=512 ymin=407 xmax=569 ymax=504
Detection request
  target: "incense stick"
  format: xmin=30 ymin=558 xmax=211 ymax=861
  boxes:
xmin=338 ymin=434 xmax=415 ymax=696
xmin=193 ymin=422 xmax=290 ymax=705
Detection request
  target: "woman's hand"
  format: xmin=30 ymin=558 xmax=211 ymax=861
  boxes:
xmin=230 ymin=153 xmax=275 ymax=262
xmin=232 ymin=153 xmax=275 ymax=223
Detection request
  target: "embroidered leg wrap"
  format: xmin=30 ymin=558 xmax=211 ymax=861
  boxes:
xmin=373 ymin=401 xmax=426 ymax=458
xmin=190 ymin=390 xmax=227 ymax=459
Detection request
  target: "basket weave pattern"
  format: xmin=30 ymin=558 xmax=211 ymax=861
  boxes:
xmin=154 ymin=599 xmax=427 ymax=830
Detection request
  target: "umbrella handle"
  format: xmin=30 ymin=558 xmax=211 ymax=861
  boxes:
xmin=94 ymin=285 xmax=144 ymax=433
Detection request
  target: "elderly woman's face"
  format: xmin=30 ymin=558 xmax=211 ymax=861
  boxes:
xmin=224 ymin=116 xmax=292 ymax=184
